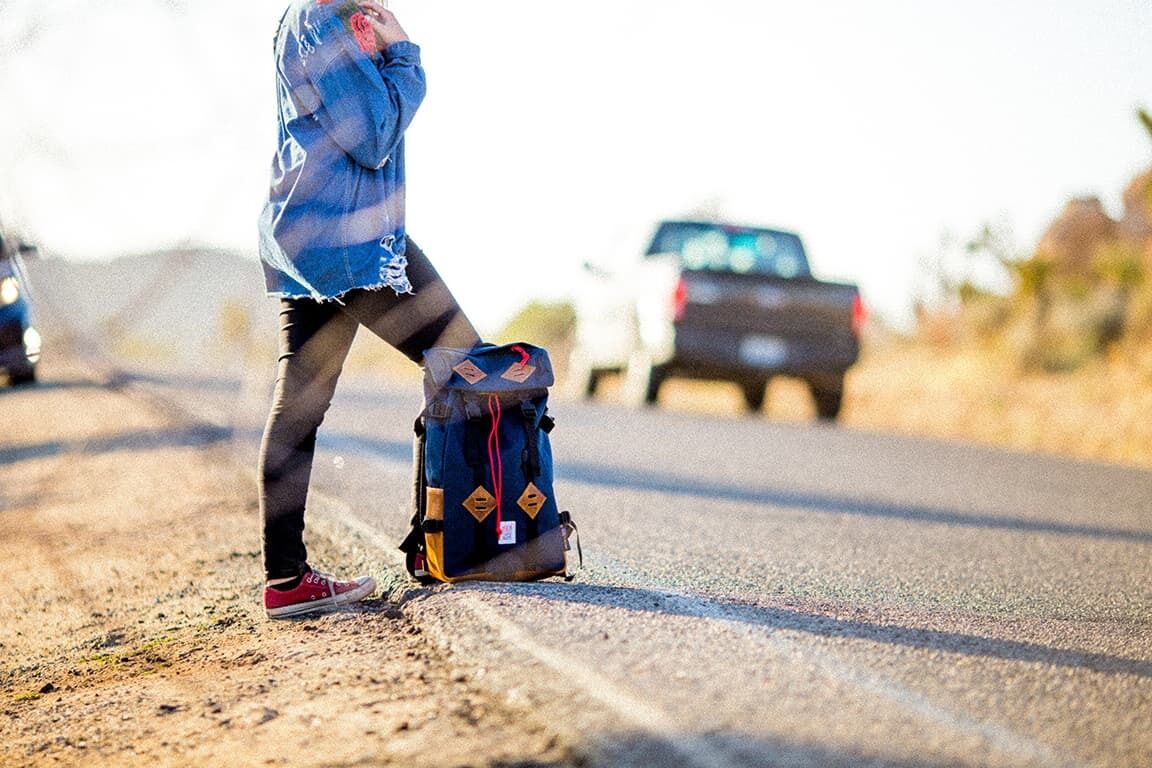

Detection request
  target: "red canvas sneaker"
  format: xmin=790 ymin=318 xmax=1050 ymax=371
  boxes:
xmin=264 ymin=569 xmax=377 ymax=619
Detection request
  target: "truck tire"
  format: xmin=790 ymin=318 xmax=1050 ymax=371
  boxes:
xmin=583 ymin=370 xmax=602 ymax=398
xmin=623 ymin=350 xmax=664 ymax=407
xmin=740 ymin=379 xmax=767 ymax=412
xmin=808 ymin=379 xmax=843 ymax=421
xmin=565 ymin=351 xmax=601 ymax=400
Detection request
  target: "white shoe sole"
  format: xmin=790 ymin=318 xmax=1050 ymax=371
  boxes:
xmin=265 ymin=576 xmax=377 ymax=619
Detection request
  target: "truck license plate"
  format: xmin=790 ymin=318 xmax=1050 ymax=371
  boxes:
xmin=739 ymin=335 xmax=788 ymax=367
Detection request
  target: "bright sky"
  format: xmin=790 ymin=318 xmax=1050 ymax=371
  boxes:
xmin=1 ymin=0 xmax=1150 ymax=332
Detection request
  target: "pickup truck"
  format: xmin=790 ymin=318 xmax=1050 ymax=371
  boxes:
xmin=568 ymin=219 xmax=865 ymax=420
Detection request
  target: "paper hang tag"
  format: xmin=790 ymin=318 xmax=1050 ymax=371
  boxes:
xmin=498 ymin=521 xmax=517 ymax=545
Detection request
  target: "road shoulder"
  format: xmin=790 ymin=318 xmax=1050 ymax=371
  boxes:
xmin=0 ymin=359 xmax=578 ymax=767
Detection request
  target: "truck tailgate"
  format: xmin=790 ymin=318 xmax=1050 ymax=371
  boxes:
xmin=675 ymin=271 xmax=861 ymax=373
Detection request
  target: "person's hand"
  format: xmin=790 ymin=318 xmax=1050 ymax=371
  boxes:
xmin=357 ymin=1 xmax=409 ymax=50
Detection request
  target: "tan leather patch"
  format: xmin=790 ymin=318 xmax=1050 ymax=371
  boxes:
xmin=463 ymin=486 xmax=496 ymax=522
xmin=516 ymin=483 xmax=546 ymax=519
xmin=425 ymin=487 xmax=444 ymax=521
xmin=453 ymin=361 xmax=488 ymax=385
xmin=501 ymin=363 xmax=537 ymax=384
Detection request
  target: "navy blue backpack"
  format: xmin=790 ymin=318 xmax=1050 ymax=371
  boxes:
xmin=400 ymin=343 xmax=579 ymax=582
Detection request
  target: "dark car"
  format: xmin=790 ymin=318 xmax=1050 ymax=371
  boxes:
xmin=569 ymin=219 xmax=865 ymax=420
xmin=0 ymin=223 xmax=41 ymax=385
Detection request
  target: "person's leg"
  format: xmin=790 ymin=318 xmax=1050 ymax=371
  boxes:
xmin=258 ymin=297 xmax=359 ymax=581
xmin=259 ymin=239 xmax=475 ymax=615
xmin=340 ymin=236 xmax=481 ymax=359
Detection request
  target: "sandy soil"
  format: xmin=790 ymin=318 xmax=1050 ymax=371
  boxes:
xmin=0 ymin=359 xmax=581 ymax=768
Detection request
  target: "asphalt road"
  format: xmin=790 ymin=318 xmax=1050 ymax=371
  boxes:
xmin=120 ymin=358 xmax=1152 ymax=768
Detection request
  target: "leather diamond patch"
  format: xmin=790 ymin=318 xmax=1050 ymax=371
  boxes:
xmin=517 ymin=483 xmax=547 ymax=519
xmin=463 ymin=486 xmax=497 ymax=522
xmin=453 ymin=361 xmax=488 ymax=385
xmin=501 ymin=363 xmax=537 ymax=384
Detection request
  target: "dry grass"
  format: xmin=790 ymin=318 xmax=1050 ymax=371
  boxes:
xmin=843 ymin=339 xmax=1152 ymax=469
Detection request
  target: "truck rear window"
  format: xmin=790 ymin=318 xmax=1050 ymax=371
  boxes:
xmin=646 ymin=221 xmax=810 ymax=278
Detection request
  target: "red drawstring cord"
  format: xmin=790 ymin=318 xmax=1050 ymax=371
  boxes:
xmin=486 ymin=347 xmax=529 ymax=542
xmin=486 ymin=393 xmax=504 ymax=538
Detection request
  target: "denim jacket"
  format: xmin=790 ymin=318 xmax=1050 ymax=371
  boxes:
xmin=258 ymin=0 xmax=426 ymax=300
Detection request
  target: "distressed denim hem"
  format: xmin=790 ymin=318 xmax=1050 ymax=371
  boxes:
xmin=265 ymin=274 xmax=416 ymax=304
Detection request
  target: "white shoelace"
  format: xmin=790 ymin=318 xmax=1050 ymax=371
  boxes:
xmin=307 ymin=570 xmax=339 ymax=600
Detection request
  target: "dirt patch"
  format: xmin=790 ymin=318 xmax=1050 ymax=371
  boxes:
xmin=0 ymin=359 xmax=581 ymax=767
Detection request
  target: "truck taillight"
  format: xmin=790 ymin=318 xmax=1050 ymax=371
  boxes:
xmin=851 ymin=294 xmax=867 ymax=336
xmin=672 ymin=277 xmax=688 ymax=321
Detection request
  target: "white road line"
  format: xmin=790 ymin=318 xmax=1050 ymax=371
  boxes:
xmin=308 ymin=491 xmax=1083 ymax=768
xmin=460 ymin=592 xmax=749 ymax=768
xmin=596 ymin=555 xmax=1082 ymax=768
xmin=308 ymin=490 xmax=407 ymax=566
xmin=307 ymin=491 xmax=744 ymax=768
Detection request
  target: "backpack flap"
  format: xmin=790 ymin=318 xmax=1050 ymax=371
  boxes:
xmin=423 ymin=343 xmax=554 ymax=401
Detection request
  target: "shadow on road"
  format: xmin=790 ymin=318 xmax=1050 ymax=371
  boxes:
xmin=0 ymin=377 xmax=109 ymax=395
xmin=464 ymin=581 xmax=1152 ymax=680
xmin=587 ymin=729 xmax=969 ymax=768
xmin=561 ymin=461 xmax=1152 ymax=544
xmin=319 ymin=431 xmax=1152 ymax=545
xmin=0 ymin=425 xmax=233 ymax=465
xmin=107 ymin=370 xmax=250 ymax=393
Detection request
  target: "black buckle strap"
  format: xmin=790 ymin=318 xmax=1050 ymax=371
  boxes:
xmin=560 ymin=510 xmax=583 ymax=581
xmin=519 ymin=401 xmax=541 ymax=481
xmin=463 ymin=397 xmax=488 ymax=487
xmin=398 ymin=525 xmax=424 ymax=554
xmin=463 ymin=396 xmax=483 ymax=421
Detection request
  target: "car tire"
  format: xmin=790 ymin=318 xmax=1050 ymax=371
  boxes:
xmin=740 ymin=379 xmax=767 ymax=412
xmin=808 ymin=379 xmax=843 ymax=421
xmin=9 ymin=365 xmax=37 ymax=386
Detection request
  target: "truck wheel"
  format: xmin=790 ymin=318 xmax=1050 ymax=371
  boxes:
xmin=808 ymin=380 xmax=843 ymax=421
xmin=565 ymin=352 xmax=601 ymax=400
xmin=623 ymin=350 xmax=664 ymax=407
xmin=740 ymin=380 xmax=767 ymax=412
xmin=584 ymin=370 xmax=602 ymax=398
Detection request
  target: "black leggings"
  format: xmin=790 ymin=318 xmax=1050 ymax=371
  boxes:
xmin=258 ymin=238 xmax=480 ymax=579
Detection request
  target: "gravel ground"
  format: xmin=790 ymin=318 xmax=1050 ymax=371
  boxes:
xmin=0 ymin=358 xmax=582 ymax=768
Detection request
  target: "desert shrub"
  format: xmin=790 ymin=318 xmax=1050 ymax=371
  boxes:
xmin=216 ymin=299 xmax=252 ymax=347
xmin=926 ymin=179 xmax=1152 ymax=373
xmin=494 ymin=301 xmax=576 ymax=349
